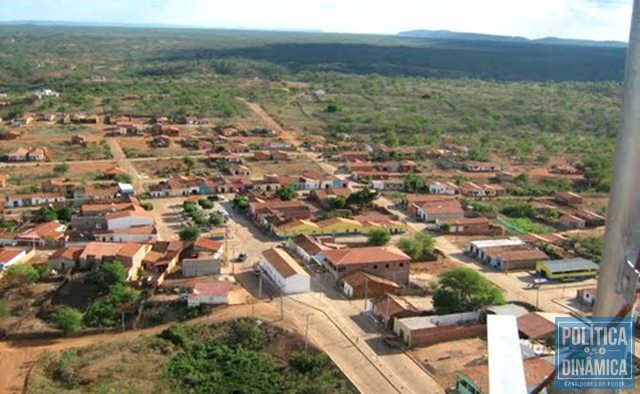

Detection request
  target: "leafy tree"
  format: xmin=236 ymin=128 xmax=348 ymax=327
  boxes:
xmin=84 ymin=300 xmax=118 ymax=327
xmin=501 ymin=203 xmax=536 ymax=218
xmin=277 ymin=184 xmax=298 ymax=201
xmin=183 ymin=156 xmax=196 ymax=168
xmin=33 ymin=206 xmax=58 ymax=223
xmin=108 ymin=283 xmax=140 ymax=306
xmin=89 ymin=261 xmax=127 ymax=292
xmin=330 ymin=196 xmax=347 ymax=209
xmin=433 ymin=268 xmax=505 ymax=314
xmin=209 ymin=212 xmax=225 ymax=226
xmin=53 ymin=163 xmax=69 ymax=175
xmin=52 ymin=306 xmax=84 ymax=335
xmin=346 ymin=188 xmax=377 ymax=208
xmin=225 ymin=319 xmax=270 ymax=351
xmin=404 ymin=174 xmax=425 ymax=193
xmin=325 ymin=103 xmax=340 ymax=113
xmin=384 ymin=129 xmax=400 ymax=147
xmin=398 ymin=232 xmax=435 ymax=260
xmin=367 ymin=228 xmax=391 ymax=246
xmin=179 ymin=226 xmax=201 ymax=241
xmin=183 ymin=200 xmax=198 ymax=213
xmin=55 ymin=206 xmax=73 ymax=222
xmin=114 ymin=173 xmax=133 ymax=184
xmin=198 ymin=198 xmax=214 ymax=209
xmin=140 ymin=202 xmax=154 ymax=211
xmin=0 ymin=220 xmax=18 ymax=232
xmin=233 ymin=195 xmax=249 ymax=211
xmin=5 ymin=264 xmax=39 ymax=283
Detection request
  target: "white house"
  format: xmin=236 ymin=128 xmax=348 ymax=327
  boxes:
xmin=105 ymin=210 xmax=155 ymax=230
xmin=259 ymin=247 xmax=310 ymax=294
xmin=429 ymin=181 xmax=459 ymax=195
xmin=0 ymin=247 xmax=27 ymax=271
xmin=94 ymin=225 xmax=159 ymax=243
xmin=4 ymin=193 xmax=66 ymax=208
xmin=187 ymin=281 xmax=230 ymax=307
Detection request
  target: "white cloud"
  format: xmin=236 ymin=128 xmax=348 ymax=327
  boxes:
xmin=1 ymin=0 xmax=633 ymax=41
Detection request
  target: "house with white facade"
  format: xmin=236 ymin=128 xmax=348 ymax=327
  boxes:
xmin=4 ymin=193 xmax=65 ymax=208
xmin=259 ymin=247 xmax=310 ymax=294
xmin=0 ymin=247 xmax=27 ymax=271
xmin=105 ymin=210 xmax=155 ymax=230
xmin=187 ymin=281 xmax=230 ymax=307
xmin=94 ymin=225 xmax=159 ymax=243
xmin=429 ymin=181 xmax=459 ymax=195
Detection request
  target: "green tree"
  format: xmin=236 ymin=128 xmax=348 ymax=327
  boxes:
xmin=233 ymin=195 xmax=249 ymax=211
xmin=367 ymin=228 xmax=391 ymax=246
xmin=114 ymin=173 xmax=133 ymax=184
xmin=347 ymin=188 xmax=377 ymax=208
xmin=398 ymin=232 xmax=435 ymax=260
xmin=5 ymin=264 xmax=39 ymax=283
xmin=277 ymin=184 xmax=298 ymax=201
xmin=90 ymin=261 xmax=127 ymax=292
xmin=52 ymin=306 xmax=84 ymax=335
xmin=55 ymin=206 xmax=73 ymax=222
xmin=33 ymin=206 xmax=58 ymax=223
xmin=84 ymin=300 xmax=118 ymax=327
xmin=140 ymin=202 xmax=154 ymax=211
xmin=209 ymin=212 xmax=225 ymax=226
xmin=404 ymin=174 xmax=425 ymax=193
xmin=198 ymin=199 xmax=214 ymax=209
xmin=384 ymin=129 xmax=400 ymax=147
xmin=179 ymin=226 xmax=201 ymax=241
xmin=183 ymin=156 xmax=196 ymax=169
xmin=53 ymin=163 xmax=69 ymax=175
xmin=330 ymin=196 xmax=347 ymax=209
xmin=432 ymin=268 xmax=505 ymax=314
xmin=325 ymin=103 xmax=340 ymax=113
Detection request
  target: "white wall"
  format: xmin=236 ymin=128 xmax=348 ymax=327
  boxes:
xmin=107 ymin=216 xmax=154 ymax=230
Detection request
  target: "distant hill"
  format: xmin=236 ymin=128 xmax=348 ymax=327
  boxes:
xmin=398 ymin=30 xmax=627 ymax=48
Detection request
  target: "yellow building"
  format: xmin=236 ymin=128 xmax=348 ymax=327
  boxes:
xmin=535 ymin=258 xmax=598 ymax=280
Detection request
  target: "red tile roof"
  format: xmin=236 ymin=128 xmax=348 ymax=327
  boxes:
xmin=261 ymin=247 xmax=307 ymax=279
xmin=324 ymin=246 xmax=410 ymax=266
xmin=192 ymin=281 xmax=231 ymax=296
xmin=517 ymin=312 xmax=556 ymax=339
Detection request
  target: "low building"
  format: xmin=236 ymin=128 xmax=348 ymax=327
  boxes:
xmin=414 ymin=199 xmax=465 ymax=222
xmin=488 ymin=247 xmax=549 ymax=271
xmin=4 ymin=192 xmax=66 ymax=208
xmin=535 ymin=258 xmax=599 ymax=280
xmin=289 ymin=234 xmax=344 ymax=265
xmin=16 ymin=221 xmax=67 ymax=248
xmin=517 ymin=312 xmax=556 ymax=340
xmin=393 ymin=312 xmax=483 ymax=347
xmin=181 ymin=242 xmax=223 ymax=277
xmin=437 ymin=217 xmax=502 ymax=236
xmin=323 ymin=246 xmax=411 ymax=285
xmin=105 ymin=210 xmax=155 ymax=230
xmin=575 ymin=209 xmax=606 ymax=227
xmin=555 ymin=191 xmax=584 ymax=206
xmin=461 ymin=161 xmax=501 ymax=172
xmin=467 ymin=238 xmax=524 ymax=261
xmin=456 ymin=357 xmax=554 ymax=394
xmin=370 ymin=294 xmax=422 ymax=328
xmin=117 ymin=182 xmax=135 ymax=196
xmin=259 ymin=247 xmax=310 ymax=294
xmin=50 ymin=246 xmax=83 ymax=271
xmin=94 ymin=225 xmax=159 ymax=243
xmin=187 ymin=281 xmax=231 ymax=307
xmin=429 ymin=181 xmax=459 ymax=195
xmin=560 ymin=213 xmax=586 ymax=229
xmin=78 ymin=242 xmax=150 ymax=280
xmin=0 ymin=247 xmax=28 ymax=271
xmin=341 ymin=271 xmax=400 ymax=299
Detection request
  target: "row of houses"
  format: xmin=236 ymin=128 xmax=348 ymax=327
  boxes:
xmin=4 ymin=147 xmax=47 ymax=162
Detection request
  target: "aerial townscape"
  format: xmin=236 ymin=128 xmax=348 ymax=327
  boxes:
xmin=0 ymin=9 xmax=635 ymax=394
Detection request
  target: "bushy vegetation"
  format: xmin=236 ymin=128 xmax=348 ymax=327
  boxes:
xmin=433 ymin=268 xmax=506 ymax=314
xmin=83 ymin=262 xmax=140 ymax=328
xmin=572 ymin=236 xmax=604 ymax=264
xmin=179 ymin=226 xmax=201 ymax=241
xmin=52 ymin=306 xmax=84 ymax=335
xmin=398 ymin=232 xmax=435 ymax=261
xmin=33 ymin=205 xmax=73 ymax=223
xmin=367 ymin=228 xmax=391 ymax=246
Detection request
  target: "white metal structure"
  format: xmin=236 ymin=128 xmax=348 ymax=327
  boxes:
xmin=487 ymin=315 xmax=527 ymax=394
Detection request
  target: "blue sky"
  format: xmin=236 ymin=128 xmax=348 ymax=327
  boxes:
xmin=0 ymin=0 xmax=633 ymax=41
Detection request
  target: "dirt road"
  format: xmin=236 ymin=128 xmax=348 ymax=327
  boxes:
xmin=105 ymin=138 xmax=145 ymax=192
xmin=238 ymin=98 xmax=301 ymax=148
xmin=0 ymin=303 xmax=281 ymax=394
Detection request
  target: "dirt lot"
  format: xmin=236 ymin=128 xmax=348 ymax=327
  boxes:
xmin=410 ymin=259 xmax=465 ymax=287
xmin=410 ymin=338 xmax=487 ymax=391
xmin=0 ymin=160 xmax=120 ymax=191
xmin=244 ymin=154 xmax=324 ymax=177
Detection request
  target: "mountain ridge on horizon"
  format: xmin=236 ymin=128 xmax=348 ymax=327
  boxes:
xmin=398 ymin=29 xmax=627 ymax=47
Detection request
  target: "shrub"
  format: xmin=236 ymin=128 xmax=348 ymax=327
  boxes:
xmin=198 ymin=199 xmax=214 ymax=209
xmin=179 ymin=226 xmax=201 ymax=241
xmin=367 ymin=228 xmax=391 ymax=246
xmin=52 ymin=306 xmax=84 ymax=335
xmin=88 ymin=261 xmax=127 ymax=291
xmin=5 ymin=264 xmax=40 ymax=283
xmin=398 ymin=232 xmax=435 ymax=260
xmin=140 ymin=202 xmax=154 ymax=211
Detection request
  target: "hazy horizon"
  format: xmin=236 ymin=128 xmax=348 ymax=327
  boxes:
xmin=0 ymin=0 xmax=633 ymax=42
